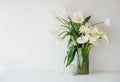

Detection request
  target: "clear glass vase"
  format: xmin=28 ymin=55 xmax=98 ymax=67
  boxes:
xmin=77 ymin=54 xmax=89 ymax=74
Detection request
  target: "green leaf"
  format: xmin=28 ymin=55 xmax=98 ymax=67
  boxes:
xmin=60 ymin=25 xmax=69 ymax=29
xmin=69 ymin=21 xmax=79 ymax=36
xmin=86 ymin=44 xmax=92 ymax=55
xmin=56 ymin=17 xmax=78 ymax=38
xmin=67 ymin=37 xmax=72 ymax=48
xmin=65 ymin=46 xmax=76 ymax=67
xmin=64 ymin=54 xmax=68 ymax=64
xmin=67 ymin=17 xmax=79 ymax=37
xmin=72 ymin=22 xmax=80 ymax=30
xmin=56 ymin=18 xmax=70 ymax=30
xmin=58 ymin=31 xmax=67 ymax=37
xmin=71 ymin=22 xmax=81 ymax=36
xmin=62 ymin=19 xmax=70 ymax=25
xmin=77 ymin=47 xmax=83 ymax=68
xmin=61 ymin=32 xmax=72 ymax=41
xmin=82 ymin=16 xmax=91 ymax=25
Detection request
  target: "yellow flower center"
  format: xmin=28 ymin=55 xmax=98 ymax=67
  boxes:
xmin=77 ymin=17 xmax=82 ymax=22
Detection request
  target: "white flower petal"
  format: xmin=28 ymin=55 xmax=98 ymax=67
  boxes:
xmin=84 ymin=28 xmax=91 ymax=34
xmin=90 ymin=41 xmax=99 ymax=46
xmin=72 ymin=11 xmax=84 ymax=23
xmin=77 ymin=36 xmax=88 ymax=44
xmin=79 ymin=25 xmax=85 ymax=33
xmin=85 ymin=23 xmax=91 ymax=27
xmin=90 ymin=27 xmax=104 ymax=38
xmin=102 ymin=34 xmax=110 ymax=43
xmin=79 ymin=24 xmax=92 ymax=34
xmin=104 ymin=18 xmax=112 ymax=27
xmin=87 ymin=34 xmax=98 ymax=42
xmin=73 ymin=11 xmax=83 ymax=17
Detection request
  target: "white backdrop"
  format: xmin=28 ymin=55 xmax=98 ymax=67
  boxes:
xmin=0 ymin=0 xmax=120 ymax=72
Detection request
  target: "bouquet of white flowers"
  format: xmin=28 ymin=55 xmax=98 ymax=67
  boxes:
xmin=49 ymin=8 xmax=111 ymax=74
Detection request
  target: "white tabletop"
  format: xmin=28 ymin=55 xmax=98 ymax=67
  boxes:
xmin=0 ymin=71 xmax=120 ymax=82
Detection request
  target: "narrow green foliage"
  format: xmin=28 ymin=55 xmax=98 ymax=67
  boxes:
xmin=67 ymin=37 xmax=73 ymax=49
xmin=68 ymin=17 xmax=80 ymax=37
xmin=58 ymin=31 xmax=67 ymax=37
xmin=61 ymin=32 xmax=72 ymax=41
xmin=82 ymin=16 xmax=91 ymax=25
xmin=65 ymin=45 xmax=76 ymax=67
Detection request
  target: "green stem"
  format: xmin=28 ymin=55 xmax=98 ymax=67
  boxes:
xmin=84 ymin=42 xmax=89 ymax=55
xmin=86 ymin=44 xmax=92 ymax=54
xmin=72 ymin=37 xmax=78 ymax=47
xmin=82 ymin=44 xmax=84 ymax=49
xmin=92 ymin=22 xmax=104 ymax=26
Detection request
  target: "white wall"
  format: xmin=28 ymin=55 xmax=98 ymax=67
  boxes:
xmin=0 ymin=0 xmax=120 ymax=72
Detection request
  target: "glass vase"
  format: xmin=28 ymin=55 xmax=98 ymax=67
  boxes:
xmin=77 ymin=54 xmax=89 ymax=74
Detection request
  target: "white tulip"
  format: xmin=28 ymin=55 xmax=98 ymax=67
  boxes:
xmin=79 ymin=24 xmax=91 ymax=34
xmin=79 ymin=25 xmax=86 ymax=33
xmin=72 ymin=12 xmax=84 ymax=23
xmin=87 ymin=34 xmax=98 ymax=42
xmin=85 ymin=28 xmax=91 ymax=34
xmin=90 ymin=27 xmax=99 ymax=35
xmin=77 ymin=36 xmax=88 ymax=44
xmin=102 ymin=34 xmax=110 ymax=43
xmin=104 ymin=18 xmax=112 ymax=27
xmin=85 ymin=23 xmax=91 ymax=27
xmin=90 ymin=27 xmax=104 ymax=38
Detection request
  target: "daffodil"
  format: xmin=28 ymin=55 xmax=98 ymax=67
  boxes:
xmin=77 ymin=36 xmax=88 ymax=44
xmin=72 ymin=12 xmax=84 ymax=23
xmin=104 ymin=18 xmax=112 ymax=27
